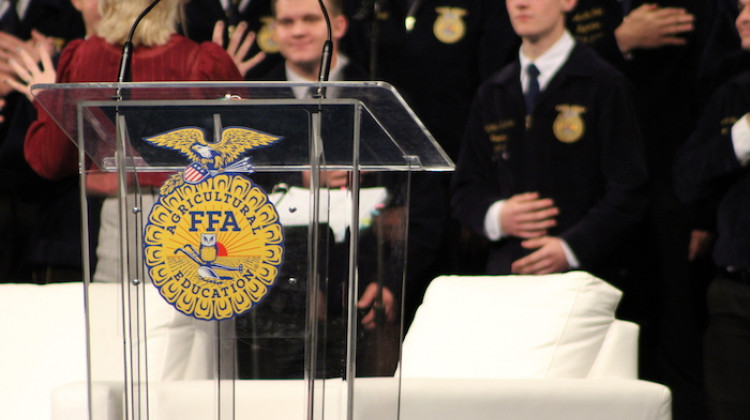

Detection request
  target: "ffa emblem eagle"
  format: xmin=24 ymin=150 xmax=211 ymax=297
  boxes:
xmin=143 ymin=125 xmax=285 ymax=321
xmin=145 ymin=127 xmax=281 ymax=195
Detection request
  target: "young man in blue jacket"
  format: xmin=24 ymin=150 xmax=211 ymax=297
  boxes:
xmin=452 ymin=0 xmax=647 ymax=279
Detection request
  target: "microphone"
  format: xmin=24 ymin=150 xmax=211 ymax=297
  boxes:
xmin=313 ymin=0 xmax=333 ymax=98
xmin=117 ymin=0 xmax=162 ymax=86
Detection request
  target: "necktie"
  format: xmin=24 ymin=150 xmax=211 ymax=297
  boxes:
xmin=525 ymin=63 xmax=540 ymax=113
xmin=226 ymin=0 xmax=240 ymax=26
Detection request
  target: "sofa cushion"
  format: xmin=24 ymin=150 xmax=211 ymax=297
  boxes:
xmin=0 ymin=282 xmax=88 ymax=420
xmin=401 ymin=271 xmax=622 ymax=378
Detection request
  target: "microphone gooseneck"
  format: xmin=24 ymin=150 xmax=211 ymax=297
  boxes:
xmin=313 ymin=0 xmax=333 ymax=98
xmin=116 ymin=0 xmax=162 ymax=89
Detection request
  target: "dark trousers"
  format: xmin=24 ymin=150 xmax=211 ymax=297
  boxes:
xmin=704 ymin=276 xmax=750 ymax=420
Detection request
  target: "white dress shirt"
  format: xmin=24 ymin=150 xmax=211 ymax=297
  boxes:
xmin=285 ymin=54 xmax=349 ymax=100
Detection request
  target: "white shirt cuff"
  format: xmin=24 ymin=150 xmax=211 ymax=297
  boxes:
xmin=484 ymin=199 xmax=579 ymax=268
xmin=731 ymin=114 xmax=750 ymax=166
xmin=484 ymin=200 xmax=505 ymax=241
xmin=560 ymin=239 xmax=580 ymax=269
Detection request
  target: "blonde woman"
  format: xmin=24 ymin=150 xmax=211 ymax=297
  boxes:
xmin=22 ymin=0 xmax=242 ymax=285
xmin=24 ymin=0 xmax=242 ymax=180
xmin=18 ymin=3 xmax=242 ymax=382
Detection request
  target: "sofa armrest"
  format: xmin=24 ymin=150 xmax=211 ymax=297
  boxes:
xmin=52 ymin=381 xmax=124 ymax=420
xmin=588 ymin=320 xmax=640 ymax=379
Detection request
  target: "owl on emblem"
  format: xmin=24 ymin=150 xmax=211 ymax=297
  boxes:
xmin=175 ymin=233 xmax=244 ymax=283
xmin=199 ymin=233 xmax=218 ymax=263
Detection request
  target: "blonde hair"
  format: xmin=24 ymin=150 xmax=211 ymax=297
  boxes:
xmin=96 ymin=0 xmax=182 ymax=47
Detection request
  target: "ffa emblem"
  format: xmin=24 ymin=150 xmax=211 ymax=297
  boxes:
xmin=553 ymin=105 xmax=586 ymax=143
xmin=433 ymin=7 xmax=467 ymax=44
xmin=258 ymin=16 xmax=280 ymax=53
xmin=143 ymin=126 xmax=284 ymax=320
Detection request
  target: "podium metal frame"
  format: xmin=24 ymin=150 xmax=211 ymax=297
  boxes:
xmin=33 ymin=81 xmax=453 ymax=420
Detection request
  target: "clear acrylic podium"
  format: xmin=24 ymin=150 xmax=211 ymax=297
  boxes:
xmin=32 ymin=81 xmax=453 ymax=420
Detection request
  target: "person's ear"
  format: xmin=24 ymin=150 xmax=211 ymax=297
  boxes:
xmin=562 ymin=0 xmax=578 ymax=13
xmin=332 ymin=15 xmax=348 ymax=41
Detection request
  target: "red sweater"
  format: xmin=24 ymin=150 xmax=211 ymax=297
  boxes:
xmin=25 ymin=34 xmax=242 ymax=181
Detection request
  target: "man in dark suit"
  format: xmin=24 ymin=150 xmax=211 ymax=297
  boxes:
xmin=674 ymin=3 xmax=750 ymax=418
xmin=261 ymin=0 xmax=366 ymax=83
xmin=451 ymin=0 xmax=647 ymax=279
xmin=569 ymin=4 xmax=719 ymax=418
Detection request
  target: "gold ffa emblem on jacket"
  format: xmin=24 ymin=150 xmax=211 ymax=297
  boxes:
xmin=553 ymin=105 xmax=586 ymax=143
xmin=258 ymin=16 xmax=280 ymax=53
xmin=143 ymin=126 xmax=284 ymax=320
xmin=434 ymin=7 xmax=467 ymax=44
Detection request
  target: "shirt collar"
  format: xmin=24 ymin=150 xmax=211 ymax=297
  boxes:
xmin=1 ymin=0 xmax=29 ymax=20
xmin=221 ymin=0 xmax=251 ymax=12
xmin=519 ymin=31 xmax=575 ymax=93
xmin=286 ymin=54 xmax=349 ymax=99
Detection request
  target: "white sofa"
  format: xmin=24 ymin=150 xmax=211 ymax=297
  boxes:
xmin=397 ymin=272 xmax=672 ymax=420
xmin=0 ymin=272 xmax=671 ymax=420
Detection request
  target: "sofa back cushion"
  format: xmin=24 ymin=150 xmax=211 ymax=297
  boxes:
xmin=401 ymin=271 xmax=622 ymax=378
